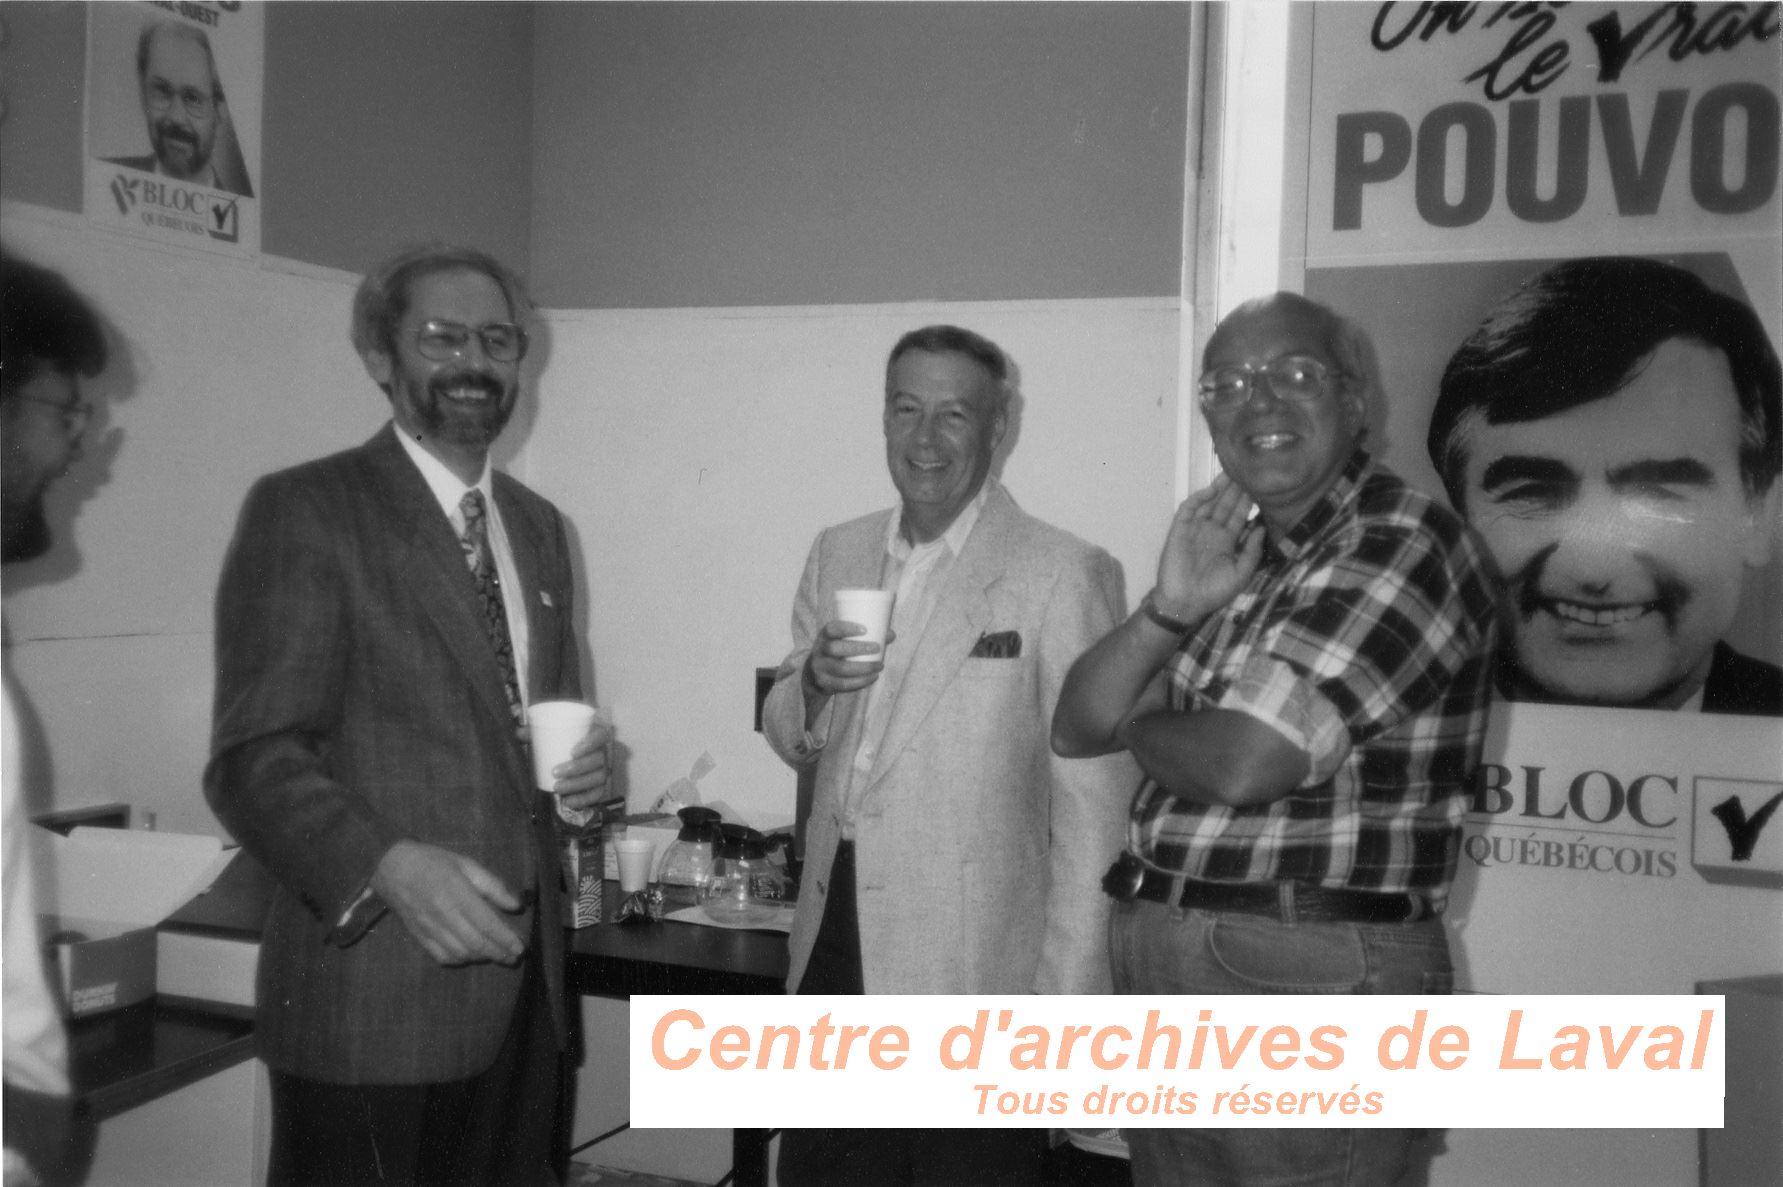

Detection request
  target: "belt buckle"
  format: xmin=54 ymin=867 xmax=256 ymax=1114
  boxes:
xmin=1101 ymin=852 xmax=1146 ymax=902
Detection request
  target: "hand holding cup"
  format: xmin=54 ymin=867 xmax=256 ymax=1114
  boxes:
xmin=526 ymin=701 xmax=619 ymax=812
xmin=804 ymin=590 xmax=896 ymax=699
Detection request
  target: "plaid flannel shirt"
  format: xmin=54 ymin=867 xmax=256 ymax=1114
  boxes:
xmin=1129 ymin=452 xmax=1498 ymax=896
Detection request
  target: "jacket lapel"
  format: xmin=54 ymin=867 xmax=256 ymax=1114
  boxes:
xmin=493 ymin=475 xmax=554 ymax=699
xmin=363 ymin=430 xmax=529 ymax=792
xmin=857 ymin=487 xmax=1016 ymax=800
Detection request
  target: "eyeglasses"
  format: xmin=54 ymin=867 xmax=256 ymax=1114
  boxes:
xmin=1198 ymin=354 xmax=1344 ymax=411
xmin=16 ymin=395 xmax=95 ymax=437
xmin=145 ymin=79 xmax=218 ymax=120
xmin=412 ymin=320 xmax=528 ymax=363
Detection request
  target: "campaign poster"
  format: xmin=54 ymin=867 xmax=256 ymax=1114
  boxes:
xmin=1291 ymin=3 xmax=1782 ymax=995
xmin=84 ymin=0 xmax=263 ymax=257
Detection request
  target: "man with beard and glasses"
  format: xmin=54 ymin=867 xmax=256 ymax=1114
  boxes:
xmin=106 ymin=21 xmax=251 ymax=197
xmin=207 ymin=244 xmax=614 ymax=1185
xmin=1430 ymin=256 xmax=1783 ymax=715
xmin=1055 ymin=293 xmax=1498 ymax=1187
xmin=3 ymin=253 xmax=108 ymax=1187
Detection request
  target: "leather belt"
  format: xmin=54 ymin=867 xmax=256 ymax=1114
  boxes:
xmin=1101 ymin=852 xmax=1431 ymax=923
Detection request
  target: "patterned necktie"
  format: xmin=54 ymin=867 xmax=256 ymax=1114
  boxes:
xmin=459 ymin=490 xmax=524 ymax=730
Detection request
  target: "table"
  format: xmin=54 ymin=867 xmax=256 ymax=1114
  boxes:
xmin=568 ymin=911 xmax=789 ymax=1187
xmin=68 ymin=997 xmax=256 ymax=1121
xmin=568 ymin=914 xmax=789 ymax=997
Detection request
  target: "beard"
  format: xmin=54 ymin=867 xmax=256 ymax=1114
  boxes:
xmin=1 ymin=495 xmax=52 ymax=563
xmin=409 ymin=370 xmax=517 ymax=449
xmin=151 ymin=119 xmax=213 ymax=181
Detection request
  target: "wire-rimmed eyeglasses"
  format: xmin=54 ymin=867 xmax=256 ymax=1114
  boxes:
xmin=412 ymin=320 xmax=529 ymax=364
xmin=1197 ymin=354 xmax=1344 ymax=411
xmin=145 ymin=79 xmax=218 ymax=120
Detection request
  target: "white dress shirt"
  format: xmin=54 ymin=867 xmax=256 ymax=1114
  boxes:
xmin=394 ymin=427 xmax=532 ymax=701
xmin=838 ymin=480 xmax=994 ymax=837
xmin=3 ymin=655 xmax=70 ymax=1099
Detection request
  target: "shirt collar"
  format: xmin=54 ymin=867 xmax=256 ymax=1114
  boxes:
xmin=392 ymin=423 xmax=492 ymax=519
xmin=1270 ymin=449 xmax=1371 ymax=562
xmin=886 ymin=477 xmax=995 ymax=563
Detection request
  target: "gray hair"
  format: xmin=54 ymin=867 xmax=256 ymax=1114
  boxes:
xmin=885 ymin=324 xmax=1012 ymax=416
xmin=1206 ymin=291 xmax=1379 ymax=441
xmin=350 ymin=243 xmax=534 ymax=360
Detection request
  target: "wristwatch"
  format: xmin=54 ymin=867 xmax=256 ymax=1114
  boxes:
xmin=1140 ymin=589 xmax=1194 ymax=635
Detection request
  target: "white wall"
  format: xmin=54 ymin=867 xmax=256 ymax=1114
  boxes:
xmin=3 ymin=205 xmax=383 ymax=834
xmin=5 ymin=203 xmax=1181 ymax=836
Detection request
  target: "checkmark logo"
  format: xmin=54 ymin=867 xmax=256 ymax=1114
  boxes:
xmin=1710 ymin=789 xmax=1783 ymax=862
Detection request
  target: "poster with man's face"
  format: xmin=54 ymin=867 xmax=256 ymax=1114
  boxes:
xmin=84 ymin=1 xmax=264 ymax=256
xmin=1312 ymin=253 xmax=1781 ymax=716
xmin=1290 ymin=3 xmax=1782 ymax=1003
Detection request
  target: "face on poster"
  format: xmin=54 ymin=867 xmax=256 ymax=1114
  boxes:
xmin=1298 ymin=3 xmax=1781 ymax=719
xmin=85 ymin=1 xmax=264 ymax=256
xmin=1288 ymin=4 xmax=1782 ymax=991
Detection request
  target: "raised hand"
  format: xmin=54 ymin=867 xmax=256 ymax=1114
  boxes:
xmin=1154 ymin=473 xmax=1264 ymax=625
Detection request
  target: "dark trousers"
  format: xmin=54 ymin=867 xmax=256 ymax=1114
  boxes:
xmin=777 ymin=841 xmax=1046 ymax=1187
xmin=266 ymin=938 xmax=563 ymax=1187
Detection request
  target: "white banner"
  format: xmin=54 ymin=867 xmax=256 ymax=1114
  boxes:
xmin=630 ymin=994 xmax=1723 ymax=1130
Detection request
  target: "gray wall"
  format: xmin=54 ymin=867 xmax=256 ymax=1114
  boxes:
xmin=529 ymin=1 xmax=1188 ymax=307
xmin=2 ymin=2 xmax=1188 ymax=307
xmin=261 ymin=1 xmax=535 ymax=273
xmin=1 ymin=0 xmax=537 ymax=275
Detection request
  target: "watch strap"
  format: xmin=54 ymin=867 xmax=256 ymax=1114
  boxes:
xmin=1140 ymin=589 xmax=1194 ymax=635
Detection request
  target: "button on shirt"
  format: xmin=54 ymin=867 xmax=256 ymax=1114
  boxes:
xmin=829 ymin=481 xmax=992 ymax=839
xmin=395 ymin=428 xmax=531 ymax=701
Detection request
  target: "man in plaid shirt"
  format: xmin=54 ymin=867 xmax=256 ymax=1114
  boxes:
xmin=1053 ymin=292 xmax=1499 ymax=1187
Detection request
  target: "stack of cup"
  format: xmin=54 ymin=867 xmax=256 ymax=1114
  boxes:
xmin=614 ymin=838 xmax=656 ymax=893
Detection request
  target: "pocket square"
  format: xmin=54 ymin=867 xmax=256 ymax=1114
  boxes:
xmin=540 ymin=591 xmax=555 ymax=608
xmin=970 ymin=630 xmax=1022 ymax=659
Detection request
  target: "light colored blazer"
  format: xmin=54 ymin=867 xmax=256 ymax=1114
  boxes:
xmin=206 ymin=426 xmax=580 ymax=1083
xmin=764 ymin=484 xmax=1136 ymax=995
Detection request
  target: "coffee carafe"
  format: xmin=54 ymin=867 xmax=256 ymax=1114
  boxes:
xmin=658 ymin=805 xmax=722 ymax=911
xmin=699 ymin=824 xmax=787 ymax=925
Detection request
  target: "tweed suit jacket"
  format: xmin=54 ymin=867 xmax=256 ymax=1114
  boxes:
xmin=764 ymin=484 xmax=1136 ymax=995
xmin=205 ymin=426 xmax=579 ymax=1084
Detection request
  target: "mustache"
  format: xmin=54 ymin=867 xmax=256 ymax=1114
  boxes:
xmin=427 ymin=371 xmax=507 ymax=401
xmin=1510 ymin=542 xmax=1690 ymax=629
xmin=154 ymin=121 xmax=200 ymax=145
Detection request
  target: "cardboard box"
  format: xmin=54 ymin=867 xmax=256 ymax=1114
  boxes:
xmin=39 ymin=827 xmax=232 ymax=1018
xmin=562 ymin=827 xmax=611 ymax=928
xmin=156 ymin=849 xmax=274 ymax=1010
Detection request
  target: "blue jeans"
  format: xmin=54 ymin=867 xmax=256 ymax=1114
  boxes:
xmin=1110 ymin=898 xmax=1451 ymax=1187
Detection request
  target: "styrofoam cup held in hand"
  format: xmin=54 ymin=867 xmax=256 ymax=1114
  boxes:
xmin=615 ymin=838 xmax=655 ymax=893
xmin=527 ymin=700 xmax=599 ymax=792
xmin=834 ymin=588 xmax=894 ymax=663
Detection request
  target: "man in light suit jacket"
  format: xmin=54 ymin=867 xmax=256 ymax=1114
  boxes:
xmin=762 ymin=324 xmax=1134 ymax=1186
xmin=206 ymin=244 xmax=613 ymax=1186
